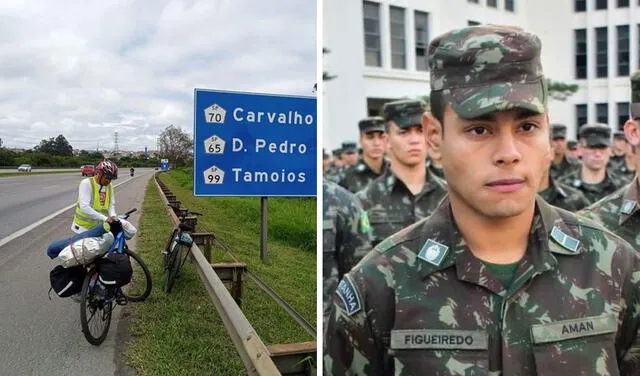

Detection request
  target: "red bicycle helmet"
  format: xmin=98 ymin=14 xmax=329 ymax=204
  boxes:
xmin=96 ymin=160 xmax=118 ymax=178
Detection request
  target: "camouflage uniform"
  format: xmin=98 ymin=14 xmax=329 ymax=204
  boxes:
xmin=325 ymin=148 xmax=344 ymax=184
xmin=538 ymin=177 xmax=590 ymax=212
xmin=427 ymin=159 xmax=445 ymax=179
xmin=355 ymin=98 xmax=448 ymax=248
xmin=609 ymin=131 xmax=627 ymax=173
xmin=325 ymin=25 xmax=640 ymax=375
xmin=322 ymin=179 xmax=371 ymax=329
xmin=340 ymin=117 xmax=389 ymax=193
xmin=356 ymin=166 xmax=448 ymax=247
xmin=325 ymin=197 xmax=640 ymax=375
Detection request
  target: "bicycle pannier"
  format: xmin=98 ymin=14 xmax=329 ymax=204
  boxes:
xmin=49 ymin=265 xmax=86 ymax=298
xmin=97 ymin=253 xmax=133 ymax=288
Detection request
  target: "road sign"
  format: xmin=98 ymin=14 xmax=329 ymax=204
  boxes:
xmin=193 ymin=89 xmax=316 ymax=196
xmin=160 ymin=159 xmax=169 ymax=171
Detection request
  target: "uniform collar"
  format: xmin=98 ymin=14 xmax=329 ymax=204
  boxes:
xmin=412 ymin=197 xmax=583 ymax=295
xmin=382 ymin=165 xmax=442 ymax=196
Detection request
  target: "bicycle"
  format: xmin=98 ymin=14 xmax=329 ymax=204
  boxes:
xmin=162 ymin=204 xmax=203 ymax=293
xmin=80 ymin=208 xmax=153 ymax=345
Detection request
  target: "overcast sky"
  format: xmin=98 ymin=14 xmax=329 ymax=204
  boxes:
xmin=0 ymin=0 xmax=316 ymax=151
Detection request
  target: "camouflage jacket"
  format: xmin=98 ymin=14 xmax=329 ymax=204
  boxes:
xmin=322 ymin=179 xmax=371 ymax=329
xmin=325 ymin=166 xmax=345 ymax=184
xmin=427 ymin=159 xmax=445 ymax=179
xmin=355 ymin=168 xmax=448 ymax=248
xmin=339 ymin=158 xmax=389 ymax=193
xmin=549 ymin=156 xmax=579 ymax=181
xmin=608 ymin=154 xmax=626 ymax=172
xmin=538 ymin=177 xmax=590 ymax=212
xmin=611 ymin=162 xmax=636 ymax=185
xmin=579 ymin=178 xmax=640 ymax=250
xmin=324 ymin=197 xmax=640 ymax=375
xmin=559 ymin=169 xmax=624 ymax=204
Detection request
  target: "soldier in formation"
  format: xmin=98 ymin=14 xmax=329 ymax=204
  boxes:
xmin=324 ymin=24 xmax=640 ymax=375
xmin=559 ymin=123 xmax=624 ymax=203
xmin=549 ymin=124 xmax=579 ymax=180
xmin=339 ymin=117 xmax=389 ymax=193
xmin=355 ymin=99 xmax=448 ymax=248
xmin=325 ymin=148 xmax=344 ymax=183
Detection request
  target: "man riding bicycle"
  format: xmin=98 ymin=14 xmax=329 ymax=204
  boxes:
xmin=72 ymin=160 xmax=118 ymax=234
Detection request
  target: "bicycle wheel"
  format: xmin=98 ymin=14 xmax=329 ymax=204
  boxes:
xmin=121 ymin=249 xmax=152 ymax=302
xmin=163 ymin=243 xmax=183 ymax=293
xmin=163 ymin=229 xmax=178 ymax=269
xmin=80 ymin=269 xmax=112 ymax=346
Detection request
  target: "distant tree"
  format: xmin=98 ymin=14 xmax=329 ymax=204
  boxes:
xmin=0 ymin=137 xmax=3 ymax=148
xmin=547 ymin=79 xmax=579 ymax=102
xmin=158 ymin=125 xmax=193 ymax=167
xmin=34 ymin=134 xmax=73 ymax=156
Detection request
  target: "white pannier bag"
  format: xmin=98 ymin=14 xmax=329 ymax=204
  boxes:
xmin=120 ymin=219 xmax=137 ymax=240
xmin=55 ymin=232 xmax=114 ymax=268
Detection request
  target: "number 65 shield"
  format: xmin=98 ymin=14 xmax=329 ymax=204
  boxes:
xmin=203 ymin=166 xmax=225 ymax=184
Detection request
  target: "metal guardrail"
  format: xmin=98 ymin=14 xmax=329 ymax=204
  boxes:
xmin=154 ymin=175 xmax=282 ymax=375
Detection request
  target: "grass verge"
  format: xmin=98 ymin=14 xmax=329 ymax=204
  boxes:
xmin=125 ymin=170 xmax=316 ymax=376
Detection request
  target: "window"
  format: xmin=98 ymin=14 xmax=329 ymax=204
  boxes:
xmin=595 ymin=0 xmax=608 ymax=9
xmin=575 ymin=29 xmax=587 ymax=79
xmin=505 ymin=0 xmax=515 ymax=11
xmin=618 ymin=0 xmax=629 ymax=6
xmin=415 ymin=11 xmax=429 ymax=71
xmin=617 ymin=25 xmax=629 ymax=76
xmin=389 ymin=6 xmax=406 ymax=69
xmin=595 ymin=27 xmax=608 ymax=78
xmin=576 ymin=105 xmax=588 ymax=133
xmin=488 ymin=0 xmax=497 ymax=7
xmin=363 ymin=1 xmax=381 ymax=67
xmin=617 ymin=102 xmax=630 ymax=129
xmin=468 ymin=20 xmax=481 ymax=26
xmin=596 ymin=103 xmax=609 ymax=124
xmin=575 ymin=0 xmax=586 ymax=11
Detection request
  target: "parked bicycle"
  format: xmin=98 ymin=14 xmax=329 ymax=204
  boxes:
xmin=162 ymin=204 xmax=202 ymax=293
xmin=80 ymin=208 xmax=152 ymax=345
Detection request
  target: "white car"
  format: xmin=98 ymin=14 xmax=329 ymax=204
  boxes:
xmin=17 ymin=164 xmax=32 ymax=172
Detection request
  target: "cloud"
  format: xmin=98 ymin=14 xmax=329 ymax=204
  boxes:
xmin=0 ymin=0 xmax=316 ymax=151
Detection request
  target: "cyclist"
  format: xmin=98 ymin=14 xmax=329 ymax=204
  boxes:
xmin=72 ymin=160 xmax=119 ymax=234
xmin=130 ymin=167 xmax=134 ymax=176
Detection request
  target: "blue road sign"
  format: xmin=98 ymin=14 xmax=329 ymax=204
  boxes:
xmin=160 ymin=159 xmax=169 ymax=171
xmin=193 ymin=89 xmax=316 ymax=196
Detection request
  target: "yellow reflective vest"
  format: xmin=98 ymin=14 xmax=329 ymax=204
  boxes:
xmin=72 ymin=177 xmax=113 ymax=230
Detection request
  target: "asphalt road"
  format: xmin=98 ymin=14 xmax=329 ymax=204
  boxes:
xmin=0 ymin=168 xmax=78 ymax=174
xmin=0 ymin=168 xmax=156 ymax=376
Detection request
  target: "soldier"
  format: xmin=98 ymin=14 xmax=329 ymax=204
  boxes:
xmin=539 ymin=138 xmax=590 ymax=211
xmin=609 ymin=131 xmax=636 ymax=183
xmin=322 ymin=179 xmax=371 ymax=330
xmin=325 ymin=148 xmax=344 ymax=183
xmin=322 ymin=148 xmax=331 ymax=175
xmin=324 ymin=25 xmax=640 ymax=375
xmin=549 ymin=124 xmax=579 ymax=179
xmin=566 ymin=140 xmax=581 ymax=160
xmin=339 ymin=117 xmax=389 ymax=193
xmin=579 ymin=71 xmax=640 ymax=249
xmin=355 ymin=99 xmax=448 ymax=248
xmin=559 ymin=123 xmax=623 ymax=203
xmin=340 ymin=141 xmax=359 ymax=167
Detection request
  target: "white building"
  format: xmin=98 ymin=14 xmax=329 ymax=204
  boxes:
xmin=323 ymin=0 xmax=639 ymax=150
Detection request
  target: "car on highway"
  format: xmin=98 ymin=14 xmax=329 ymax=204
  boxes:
xmin=81 ymin=165 xmax=95 ymax=176
xmin=17 ymin=164 xmax=32 ymax=172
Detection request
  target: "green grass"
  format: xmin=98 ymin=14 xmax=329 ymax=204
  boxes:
xmin=125 ymin=170 xmax=317 ymax=376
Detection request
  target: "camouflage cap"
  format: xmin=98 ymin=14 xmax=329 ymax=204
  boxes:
xmin=631 ymin=70 xmax=640 ymax=117
xmin=567 ymin=140 xmax=577 ymax=150
xmin=332 ymin=148 xmax=342 ymax=157
xmin=358 ymin=117 xmax=385 ymax=133
xmin=341 ymin=142 xmax=357 ymax=153
xmin=613 ymin=131 xmax=627 ymax=141
xmin=428 ymin=25 xmax=547 ymax=119
xmin=382 ymin=99 xmax=427 ymax=129
xmin=551 ymin=124 xmax=567 ymax=140
xmin=579 ymin=123 xmax=611 ymax=148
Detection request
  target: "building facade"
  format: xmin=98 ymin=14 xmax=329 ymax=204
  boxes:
xmin=323 ymin=0 xmax=640 ymax=149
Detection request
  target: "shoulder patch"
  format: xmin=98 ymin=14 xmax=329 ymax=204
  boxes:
xmin=550 ymin=226 xmax=580 ymax=253
xmin=417 ymin=239 xmax=449 ymax=266
xmin=360 ymin=211 xmax=371 ymax=234
xmin=336 ymin=275 xmax=362 ymax=316
xmin=621 ymin=199 xmax=637 ymax=215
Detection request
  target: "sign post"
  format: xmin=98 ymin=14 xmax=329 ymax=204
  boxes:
xmin=193 ymin=89 xmax=316 ymax=262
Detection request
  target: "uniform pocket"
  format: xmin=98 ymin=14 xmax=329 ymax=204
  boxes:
xmin=530 ymin=315 xmax=619 ymax=376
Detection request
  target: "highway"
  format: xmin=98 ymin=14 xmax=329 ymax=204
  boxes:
xmin=0 ymin=168 xmax=155 ymax=376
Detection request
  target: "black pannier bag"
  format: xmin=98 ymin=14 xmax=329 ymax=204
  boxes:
xmin=97 ymin=252 xmax=133 ymax=288
xmin=49 ymin=265 xmax=86 ymax=298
